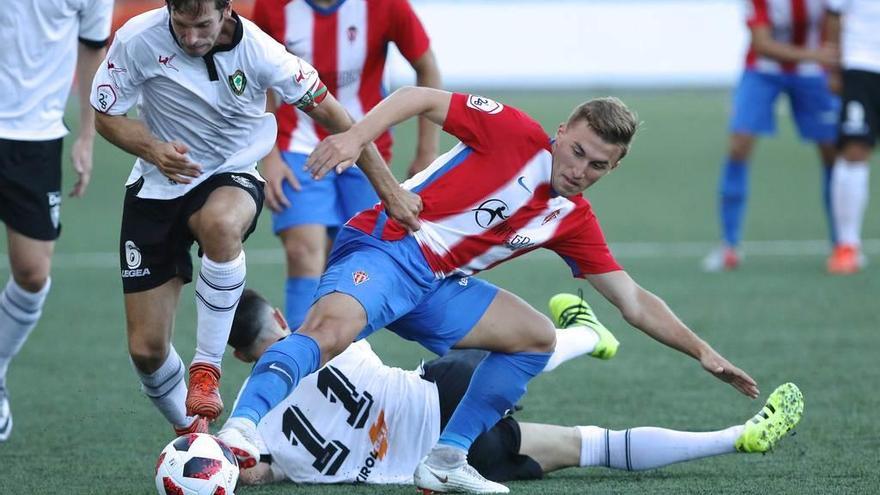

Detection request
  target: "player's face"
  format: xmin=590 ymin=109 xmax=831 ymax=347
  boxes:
xmin=169 ymin=4 xmax=230 ymax=57
xmin=550 ymin=120 xmax=621 ymax=196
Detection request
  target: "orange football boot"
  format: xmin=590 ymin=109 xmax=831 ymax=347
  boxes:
xmin=186 ymin=363 xmax=223 ymax=421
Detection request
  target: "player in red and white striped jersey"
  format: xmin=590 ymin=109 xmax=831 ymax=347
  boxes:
xmin=704 ymin=0 xmax=841 ymax=272
xmin=251 ymin=0 xmax=441 ymax=329
xmin=222 ymin=88 xmax=759 ymax=494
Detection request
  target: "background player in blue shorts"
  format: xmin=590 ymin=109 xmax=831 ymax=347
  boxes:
xmin=703 ymin=0 xmax=840 ymax=271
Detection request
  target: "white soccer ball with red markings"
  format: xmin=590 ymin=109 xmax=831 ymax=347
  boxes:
xmin=155 ymin=433 xmax=239 ymax=495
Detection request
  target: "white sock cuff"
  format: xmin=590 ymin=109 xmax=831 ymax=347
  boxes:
xmin=134 ymin=347 xmax=185 ymax=393
xmin=576 ymin=425 xmax=605 ymax=467
xmin=200 ymin=252 xmax=246 ymax=279
xmin=4 ymin=277 xmax=51 ymax=310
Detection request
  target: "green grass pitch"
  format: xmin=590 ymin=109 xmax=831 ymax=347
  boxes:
xmin=0 ymin=89 xmax=878 ymax=494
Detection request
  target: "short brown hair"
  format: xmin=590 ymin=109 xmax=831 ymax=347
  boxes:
xmin=567 ymin=97 xmax=639 ymax=160
xmin=166 ymin=0 xmax=230 ymax=16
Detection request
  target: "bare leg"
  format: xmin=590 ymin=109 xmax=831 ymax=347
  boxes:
xmin=517 ymin=423 xmax=581 ymax=473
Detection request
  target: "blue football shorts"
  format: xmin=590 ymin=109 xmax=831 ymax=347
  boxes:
xmin=271 ymin=152 xmax=380 ymax=234
xmin=729 ymin=69 xmax=839 ymax=142
xmin=315 ymin=227 xmax=499 ymax=355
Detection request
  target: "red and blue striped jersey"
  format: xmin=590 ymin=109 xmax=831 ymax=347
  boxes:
xmin=348 ymin=93 xmax=622 ymax=279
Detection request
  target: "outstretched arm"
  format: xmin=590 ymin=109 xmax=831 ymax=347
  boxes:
xmin=585 ymin=271 xmax=759 ymax=398
xmin=306 ymin=86 xmax=451 ymax=178
xmin=305 ymin=91 xmax=422 ymax=231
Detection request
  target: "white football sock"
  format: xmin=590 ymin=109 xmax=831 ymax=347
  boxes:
xmin=542 ymin=326 xmax=599 ymax=372
xmin=0 ymin=277 xmax=51 ymax=385
xmin=193 ymin=252 xmax=246 ymax=368
xmin=576 ymin=424 xmax=743 ymax=470
xmin=133 ymin=346 xmax=192 ymax=428
xmin=831 ymin=159 xmax=870 ymax=246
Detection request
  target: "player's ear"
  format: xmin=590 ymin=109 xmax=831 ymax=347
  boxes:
xmin=272 ymin=308 xmax=289 ymax=331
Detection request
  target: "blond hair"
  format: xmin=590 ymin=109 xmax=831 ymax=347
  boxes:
xmin=567 ymin=97 xmax=639 ymax=160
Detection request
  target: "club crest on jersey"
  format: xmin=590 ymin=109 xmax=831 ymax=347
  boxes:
xmin=352 ymin=271 xmax=369 ymax=286
xmin=466 ymin=95 xmax=504 ymax=115
xmin=228 ymin=69 xmax=247 ymax=96
xmin=347 ymin=26 xmax=358 ymax=43
xmin=472 ymin=199 xmax=509 ymax=228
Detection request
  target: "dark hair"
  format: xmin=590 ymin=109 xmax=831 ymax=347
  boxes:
xmin=166 ymin=0 xmax=230 ymax=16
xmin=567 ymin=97 xmax=639 ymax=160
xmin=228 ymin=288 xmax=272 ymax=350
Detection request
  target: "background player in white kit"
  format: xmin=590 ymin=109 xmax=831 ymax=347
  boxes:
xmin=0 ymin=0 xmax=113 ymax=443
xmin=90 ymin=0 xmax=420 ymax=436
xmin=824 ymin=0 xmax=880 ymax=274
xmin=224 ymin=289 xmax=804 ymax=487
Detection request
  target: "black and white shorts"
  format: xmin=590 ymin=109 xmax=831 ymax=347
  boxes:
xmin=0 ymin=137 xmax=63 ymax=241
xmin=119 ymin=172 xmax=264 ymax=294
xmin=838 ymin=69 xmax=880 ymax=147
xmin=421 ymin=350 xmax=544 ymax=482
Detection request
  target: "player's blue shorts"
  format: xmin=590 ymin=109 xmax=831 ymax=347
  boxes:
xmin=315 ymin=227 xmax=499 ymax=355
xmin=729 ymin=69 xmax=839 ymax=142
xmin=271 ymin=152 xmax=380 ymax=234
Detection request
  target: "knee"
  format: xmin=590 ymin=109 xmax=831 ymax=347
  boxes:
xmin=282 ymin=236 xmax=326 ymax=275
xmin=128 ymin=333 xmax=169 ymax=374
xmin=841 ymin=142 xmax=872 ymax=162
xmin=531 ymin=320 xmax=556 ymax=354
xmin=728 ymin=134 xmax=754 ymax=162
xmin=11 ymin=261 xmax=51 ymax=293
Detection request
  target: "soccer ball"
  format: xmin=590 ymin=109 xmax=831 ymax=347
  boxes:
xmin=155 ymin=433 xmax=239 ymax=495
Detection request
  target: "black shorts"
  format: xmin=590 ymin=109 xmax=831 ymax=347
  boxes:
xmin=421 ymin=350 xmax=544 ymax=482
xmin=0 ymin=137 xmax=63 ymax=240
xmin=838 ymin=69 xmax=880 ymax=147
xmin=119 ymin=172 xmax=264 ymax=293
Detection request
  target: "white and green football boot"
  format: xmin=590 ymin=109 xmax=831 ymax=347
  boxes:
xmin=735 ymin=382 xmax=804 ymax=453
xmin=548 ymin=292 xmax=619 ymax=360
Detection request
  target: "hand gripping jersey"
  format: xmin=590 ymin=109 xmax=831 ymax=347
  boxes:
xmin=252 ymin=0 xmax=430 ymax=161
xmin=0 ymin=0 xmax=113 ymax=140
xmin=246 ymin=341 xmax=440 ymax=484
xmin=90 ymin=8 xmax=328 ymax=199
xmin=744 ymin=0 xmax=827 ymax=75
xmin=348 ymin=93 xmax=622 ymax=279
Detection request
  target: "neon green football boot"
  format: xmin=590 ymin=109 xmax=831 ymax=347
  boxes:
xmin=548 ymin=292 xmax=619 ymax=360
xmin=735 ymin=382 xmax=804 ymax=453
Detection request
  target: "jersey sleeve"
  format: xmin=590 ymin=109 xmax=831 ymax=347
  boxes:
xmin=89 ymin=37 xmax=145 ymax=115
xmin=257 ymin=34 xmax=328 ymax=112
xmin=78 ymin=0 xmax=114 ymax=46
xmin=442 ymin=93 xmax=545 ymax=153
xmin=388 ymin=0 xmax=431 ymax=62
xmin=547 ymin=206 xmax=622 ymax=277
xmin=746 ymin=0 xmax=771 ymax=28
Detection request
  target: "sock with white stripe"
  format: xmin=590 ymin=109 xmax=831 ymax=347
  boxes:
xmin=542 ymin=326 xmax=599 ymax=372
xmin=576 ymin=425 xmax=742 ymax=470
xmin=0 ymin=277 xmax=51 ymax=386
xmin=831 ymin=159 xmax=870 ymax=246
xmin=133 ymin=346 xmax=194 ymax=428
xmin=193 ymin=252 xmax=246 ymax=367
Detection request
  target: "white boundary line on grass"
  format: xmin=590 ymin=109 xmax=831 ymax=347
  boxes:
xmin=1 ymin=239 xmax=877 ymax=269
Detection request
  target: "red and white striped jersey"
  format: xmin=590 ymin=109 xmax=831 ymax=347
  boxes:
xmin=252 ymin=0 xmax=430 ymax=161
xmin=745 ymin=0 xmax=827 ymax=75
xmin=348 ymin=93 xmax=622 ymax=279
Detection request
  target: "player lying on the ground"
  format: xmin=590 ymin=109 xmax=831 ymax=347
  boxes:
xmin=221 ymin=88 xmax=760 ymax=494
xmin=223 ymin=289 xmax=803 ymax=486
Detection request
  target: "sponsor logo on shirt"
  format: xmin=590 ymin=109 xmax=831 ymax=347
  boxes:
xmin=228 ymin=69 xmax=247 ymax=96
xmin=492 ymin=223 xmax=535 ymax=251
xmin=352 ymin=271 xmax=369 ymax=286
xmin=355 ymin=409 xmax=388 ymax=483
xmin=466 ymin=95 xmax=504 ymax=115
xmin=158 ymin=54 xmax=179 ymax=72
xmin=472 ymin=199 xmax=509 ymax=228
xmin=542 ymin=209 xmax=561 ymax=225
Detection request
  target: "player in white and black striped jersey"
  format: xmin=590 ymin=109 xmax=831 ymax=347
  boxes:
xmin=0 ymin=0 xmax=113 ymax=443
xmin=90 ymin=0 xmax=420 ymax=437
xmin=223 ymin=289 xmax=803 ymax=487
